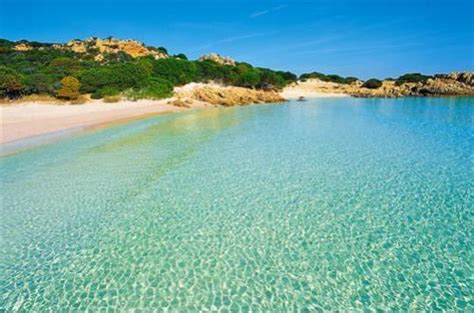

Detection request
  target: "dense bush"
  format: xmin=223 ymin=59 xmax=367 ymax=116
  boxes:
xmin=57 ymin=76 xmax=80 ymax=100
xmin=395 ymin=73 xmax=432 ymax=85
xmin=277 ymin=71 xmax=298 ymax=83
xmin=79 ymin=67 xmax=113 ymax=93
xmin=174 ymin=53 xmax=188 ymax=60
xmin=362 ymin=79 xmax=383 ymax=89
xmin=152 ymin=58 xmax=198 ymax=85
xmin=237 ymin=71 xmax=260 ymax=88
xmin=80 ymin=63 xmax=149 ymax=94
xmin=0 ymin=66 xmax=24 ymax=98
xmin=91 ymin=86 xmax=120 ymax=99
xmin=299 ymin=71 xmax=358 ymax=84
xmin=195 ymin=60 xmax=236 ymax=84
xmin=124 ymin=78 xmax=173 ymax=100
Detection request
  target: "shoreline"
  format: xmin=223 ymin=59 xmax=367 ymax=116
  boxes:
xmin=2 ymin=87 xmax=472 ymax=150
xmin=0 ymin=99 xmax=193 ymax=145
xmin=0 ymin=83 xmax=288 ymax=147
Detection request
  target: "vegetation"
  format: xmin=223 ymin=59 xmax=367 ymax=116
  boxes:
xmin=123 ymin=78 xmax=173 ymax=100
xmin=299 ymin=71 xmax=359 ymax=84
xmin=362 ymin=79 xmax=383 ymax=89
xmin=103 ymin=95 xmax=121 ymax=103
xmin=2 ymin=38 xmax=448 ymax=103
xmin=0 ymin=66 xmax=24 ymax=98
xmin=0 ymin=38 xmax=298 ymax=102
xmin=395 ymin=73 xmax=432 ymax=85
xmin=57 ymin=76 xmax=80 ymax=99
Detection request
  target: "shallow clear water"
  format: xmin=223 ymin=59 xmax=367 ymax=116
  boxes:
xmin=1 ymin=97 xmax=473 ymax=311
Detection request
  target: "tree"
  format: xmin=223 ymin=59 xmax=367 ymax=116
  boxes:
xmin=157 ymin=46 xmax=168 ymax=55
xmin=24 ymin=73 xmax=54 ymax=95
xmin=396 ymin=73 xmax=432 ymax=85
xmin=174 ymin=53 xmax=188 ymax=60
xmin=237 ymin=71 xmax=260 ymax=88
xmin=152 ymin=58 xmax=197 ymax=86
xmin=80 ymin=63 xmax=149 ymax=94
xmin=362 ymin=79 xmax=383 ymax=89
xmin=79 ymin=67 xmax=112 ymax=93
xmin=57 ymin=76 xmax=80 ymax=100
xmin=299 ymin=71 xmax=359 ymax=84
xmin=0 ymin=66 xmax=24 ymax=98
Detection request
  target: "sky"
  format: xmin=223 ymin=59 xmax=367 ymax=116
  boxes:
xmin=0 ymin=0 xmax=473 ymax=79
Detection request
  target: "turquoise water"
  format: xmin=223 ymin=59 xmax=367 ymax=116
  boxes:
xmin=1 ymin=97 xmax=473 ymax=311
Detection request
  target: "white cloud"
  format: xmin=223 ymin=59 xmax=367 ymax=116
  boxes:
xmin=250 ymin=5 xmax=287 ymax=18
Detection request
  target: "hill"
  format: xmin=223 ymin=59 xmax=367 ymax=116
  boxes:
xmin=0 ymin=37 xmax=297 ymax=101
xmin=0 ymin=37 xmax=472 ymax=102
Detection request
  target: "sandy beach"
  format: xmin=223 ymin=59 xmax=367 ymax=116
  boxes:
xmin=0 ymin=83 xmax=291 ymax=145
xmin=0 ymin=99 xmax=192 ymax=144
xmin=0 ymin=82 xmax=353 ymax=145
xmin=281 ymin=80 xmax=350 ymax=99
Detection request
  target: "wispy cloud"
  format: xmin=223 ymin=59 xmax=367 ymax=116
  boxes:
xmin=188 ymin=32 xmax=276 ymax=53
xmin=293 ymin=42 xmax=425 ymax=57
xmin=218 ymin=33 xmax=270 ymax=44
xmin=250 ymin=5 xmax=286 ymax=18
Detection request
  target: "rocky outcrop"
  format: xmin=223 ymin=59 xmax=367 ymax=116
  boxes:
xmin=174 ymin=83 xmax=285 ymax=106
xmin=287 ymin=72 xmax=474 ymax=98
xmin=9 ymin=37 xmax=169 ymax=61
xmin=63 ymin=38 xmax=168 ymax=60
xmin=350 ymin=73 xmax=474 ymax=97
xmin=13 ymin=43 xmax=32 ymax=51
xmin=447 ymin=72 xmax=474 ymax=86
xmin=199 ymin=53 xmax=236 ymax=66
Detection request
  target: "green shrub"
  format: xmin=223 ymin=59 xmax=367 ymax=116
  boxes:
xmin=49 ymin=57 xmax=81 ymax=74
xmin=237 ymin=70 xmax=260 ymax=88
xmin=91 ymin=86 xmax=120 ymax=99
xmin=135 ymin=58 xmax=154 ymax=75
xmin=152 ymin=58 xmax=197 ymax=86
xmin=79 ymin=67 xmax=112 ymax=93
xmin=157 ymin=47 xmax=168 ymax=55
xmin=23 ymin=73 xmax=55 ymax=95
xmin=277 ymin=71 xmax=298 ymax=83
xmin=195 ymin=60 xmax=230 ymax=83
xmin=345 ymin=76 xmax=359 ymax=84
xmin=124 ymin=78 xmax=173 ymax=100
xmin=0 ymin=66 xmax=24 ymax=98
xmin=80 ymin=63 xmax=149 ymax=94
xmin=257 ymin=69 xmax=284 ymax=89
xmin=395 ymin=73 xmax=432 ymax=85
xmin=174 ymin=53 xmax=188 ymax=60
xmin=299 ymin=71 xmax=359 ymax=84
xmin=362 ymin=79 xmax=383 ymax=89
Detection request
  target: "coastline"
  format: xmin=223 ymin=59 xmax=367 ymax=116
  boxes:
xmin=0 ymin=99 xmax=192 ymax=145
xmin=5 ymin=79 xmax=472 ymax=149
xmin=0 ymin=83 xmax=288 ymax=146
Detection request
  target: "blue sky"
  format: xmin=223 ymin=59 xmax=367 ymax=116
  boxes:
xmin=0 ymin=0 xmax=472 ymax=79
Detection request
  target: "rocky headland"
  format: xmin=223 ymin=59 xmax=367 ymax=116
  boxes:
xmin=285 ymin=72 xmax=474 ymax=99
